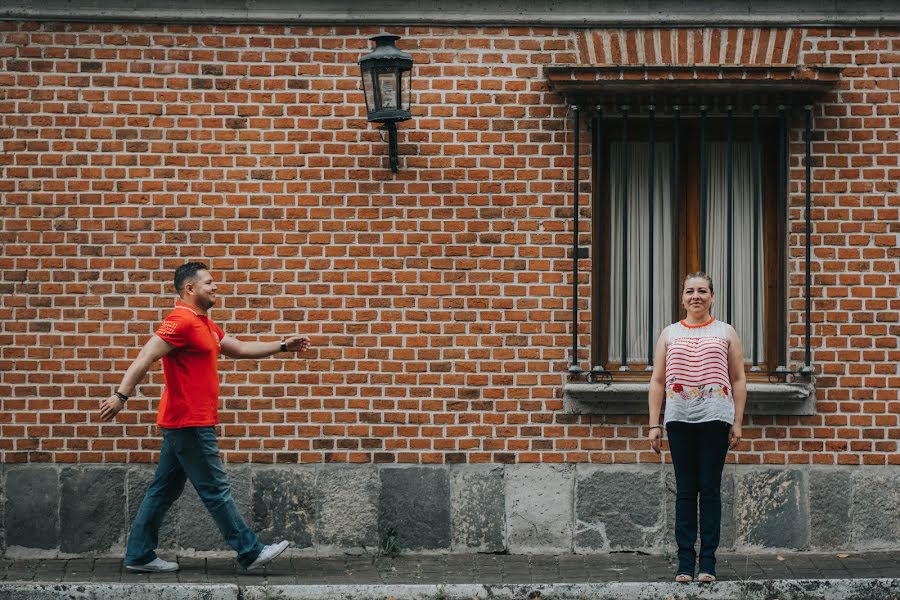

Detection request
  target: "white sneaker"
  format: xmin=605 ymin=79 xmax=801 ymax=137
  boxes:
xmin=246 ymin=540 xmax=290 ymax=571
xmin=126 ymin=557 xmax=180 ymax=573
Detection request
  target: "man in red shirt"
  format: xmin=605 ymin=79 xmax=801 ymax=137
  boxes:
xmin=99 ymin=262 xmax=311 ymax=573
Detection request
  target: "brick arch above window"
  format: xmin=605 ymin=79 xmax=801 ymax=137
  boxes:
xmin=574 ymin=28 xmax=805 ymax=67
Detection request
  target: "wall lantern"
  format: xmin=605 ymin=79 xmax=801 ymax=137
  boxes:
xmin=358 ymin=33 xmax=413 ymax=173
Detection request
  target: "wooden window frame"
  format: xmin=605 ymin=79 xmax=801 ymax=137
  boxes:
xmin=592 ymin=114 xmax=783 ymax=382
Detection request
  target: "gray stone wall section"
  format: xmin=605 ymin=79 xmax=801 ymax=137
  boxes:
xmin=316 ymin=466 xmax=380 ymax=551
xmin=252 ymin=467 xmax=316 ymax=548
xmin=178 ymin=465 xmax=254 ymax=551
xmin=5 ymin=466 xmax=58 ymax=550
xmin=506 ymin=464 xmax=573 ymax=554
xmin=850 ymin=468 xmax=900 ymax=550
xmin=59 ymin=467 xmax=126 ymax=554
xmin=809 ymin=469 xmax=851 ymax=550
xmin=450 ymin=465 xmax=505 ymax=553
xmin=575 ymin=466 xmax=664 ymax=552
xmin=0 ymin=464 xmax=4 ymax=555
xmin=660 ymin=468 xmax=738 ymax=551
xmin=662 ymin=469 xmax=676 ymax=553
xmin=125 ymin=466 xmax=177 ymax=551
xmin=719 ymin=469 xmax=737 ymax=549
xmin=736 ymin=469 xmax=808 ymax=550
xmin=6 ymin=463 xmax=900 ymax=557
xmin=379 ymin=467 xmax=451 ymax=551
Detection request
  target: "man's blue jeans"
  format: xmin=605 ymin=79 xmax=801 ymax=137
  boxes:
xmin=666 ymin=420 xmax=731 ymax=577
xmin=125 ymin=427 xmax=263 ymax=569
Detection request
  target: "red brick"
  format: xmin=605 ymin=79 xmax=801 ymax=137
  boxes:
xmin=0 ymin=22 xmax=895 ymax=467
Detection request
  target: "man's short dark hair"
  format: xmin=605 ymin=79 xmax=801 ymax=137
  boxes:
xmin=174 ymin=262 xmax=208 ymax=295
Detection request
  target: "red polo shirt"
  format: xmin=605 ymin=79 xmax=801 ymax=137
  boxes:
xmin=154 ymin=301 xmax=224 ymax=428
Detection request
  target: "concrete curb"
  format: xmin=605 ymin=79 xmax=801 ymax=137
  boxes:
xmin=0 ymin=584 xmax=239 ymax=600
xmin=3 ymin=579 xmax=900 ymax=600
xmin=242 ymin=580 xmax=900 ymax=599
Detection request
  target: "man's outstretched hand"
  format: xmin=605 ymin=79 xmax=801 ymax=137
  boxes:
xmin=99 ymin=395 xmax=125 ymax=422
xmin=282 ymin=335 xmax=311 ymax=353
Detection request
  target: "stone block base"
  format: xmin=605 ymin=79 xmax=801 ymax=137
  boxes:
xmin=1 ymin=463 xmax=896 ymax=557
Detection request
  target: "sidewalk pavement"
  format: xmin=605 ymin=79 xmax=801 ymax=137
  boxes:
xmin=2 ymin=550 xmax=900 ymax=599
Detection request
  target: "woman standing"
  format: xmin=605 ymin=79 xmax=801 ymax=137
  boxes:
xmin=647 ymin=272 xmax=747 ymax=583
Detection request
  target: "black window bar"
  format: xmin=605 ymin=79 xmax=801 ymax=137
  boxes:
xmin=567 ymin=100 xmax=815 ymax=384
xmin=590 ymin=106 xmax=611 ymax=383
xmin=569 ymin=105 xmax=582 ymax=376
xmin=751 ymin=105 xmax=761 ymax=371
xmin=801 ymin=105 xmax=814 ymax=378
xmin=774 ymin=105 xmax=789 ymax=380
xmin=726 ymin=105 xmax=734 ymax=326
xmin=619 ymin=105 xmax=630 ymax=371
xmin=699 ymin=106 xmax=708 ymax=272
xmin=646 ymin=105 xmax=656 ymax=371
xmin=672 ymin=107 xmax=681 ymax=327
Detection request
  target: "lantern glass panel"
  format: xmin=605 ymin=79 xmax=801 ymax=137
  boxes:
xmin=377 ymin=69 xmax=398 ymax=110
xmin=402 ymin=68 xmax=411 ymax=112
xmin=362 ymin=69 xmax=376 ymax=113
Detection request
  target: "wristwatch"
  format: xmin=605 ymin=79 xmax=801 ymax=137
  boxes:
xmin=279 ymin=341 xmax=287 ymax=353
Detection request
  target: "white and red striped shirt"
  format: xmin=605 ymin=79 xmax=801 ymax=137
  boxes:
xmin=663 ymin=317 xmax=735 ymax=425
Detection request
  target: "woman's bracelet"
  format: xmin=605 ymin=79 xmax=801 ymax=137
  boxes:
xmin=647 ymin=425 xmax=663 ymax=432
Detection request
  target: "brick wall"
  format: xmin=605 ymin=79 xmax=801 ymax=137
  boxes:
xmin=792 ymin=27 xmax=899 ymax=466
xmin=0 ymin=22 xmax=897 ymax=467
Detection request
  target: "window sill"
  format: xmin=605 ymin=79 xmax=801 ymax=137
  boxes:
xmin=563 ymin=381 xmax=816 ymax=416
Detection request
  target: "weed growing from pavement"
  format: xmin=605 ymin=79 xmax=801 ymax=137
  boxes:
xmin=356 ymin=526 xmax=401 ymax=567
xmin=380 ymin=527 xmax=400 ymax=559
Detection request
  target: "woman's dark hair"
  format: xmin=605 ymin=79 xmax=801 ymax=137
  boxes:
xmin=682 ymin=271 xmax=714 ymax=295
xmin=174 ymin=262 xmax=208 ymax=294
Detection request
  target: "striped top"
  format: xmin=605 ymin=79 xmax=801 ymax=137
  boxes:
xmin=663 ymin=317 xmax=735 ymax=425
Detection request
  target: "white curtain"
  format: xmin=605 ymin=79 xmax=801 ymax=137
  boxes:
xmin=605 ymin=140 xmax=765 ymax=367
xmin=607 ymin=142 xmax=674 ymax=366
xmin=705 ymin=142 xmax=766 ymax=362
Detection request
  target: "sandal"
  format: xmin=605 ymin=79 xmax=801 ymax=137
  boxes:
xmin=675 ymin=573 xmax=693 ymax=583
xmin=697 ymin=573 xmax=716 ymax=583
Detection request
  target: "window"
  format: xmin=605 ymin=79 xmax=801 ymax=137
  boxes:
xmin=591 ymin=106 xmax=786 ymax=378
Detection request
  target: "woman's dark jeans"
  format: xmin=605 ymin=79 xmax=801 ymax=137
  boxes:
xmin=666 ymin=420 xmax=731 ymax=577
